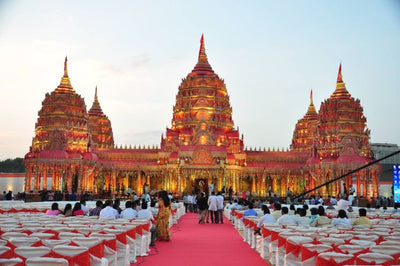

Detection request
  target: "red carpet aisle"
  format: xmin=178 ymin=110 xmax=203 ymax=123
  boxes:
xmin=134 ymin=213 xmax=267 ymax=266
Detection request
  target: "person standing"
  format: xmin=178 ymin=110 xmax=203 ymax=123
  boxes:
xmin=156 ymin=191 xmax=171 ymax=241
xmin=216 ymin=192 xmax=224 ymax=224
xmin=208 ymin=192 xmax=218 ymax=223
xmin=209 ymin=182 xmax=214 ymax=196
xmin=228 ymin=186 xmax=233 ymax=201
xmin=197 ymin=192 xmax=208 ymax=224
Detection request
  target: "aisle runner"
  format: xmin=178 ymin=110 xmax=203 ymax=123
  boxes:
xmin=134 ymin=213 xmax=266 ymax=266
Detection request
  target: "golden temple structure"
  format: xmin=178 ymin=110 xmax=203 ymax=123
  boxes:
xmin=24 ymin=36 xmax=380 ymax=198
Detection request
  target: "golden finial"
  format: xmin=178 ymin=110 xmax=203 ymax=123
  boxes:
xmin=64 ymin=56 xmax=68 ymax=77
xmin=95 ymin=85 xmax=98 ymax=102
xmin=337 ymin=63 xmax=343 ymax=83
xmin=310 ymin=89 xmax=314 ymax=105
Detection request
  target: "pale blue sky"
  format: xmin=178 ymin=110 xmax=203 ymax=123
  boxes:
xmin=0 ymin=1 xmax=399 ymax=160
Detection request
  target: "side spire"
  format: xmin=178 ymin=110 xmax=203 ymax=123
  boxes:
xmin=89 ymin=86 xmax=102 ymax=113
xmin=337 ymin=63 xmax=343 ymax=83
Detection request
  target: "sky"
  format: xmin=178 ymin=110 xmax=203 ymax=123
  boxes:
xmin=0 ymin=1 xmax=399 ymax=160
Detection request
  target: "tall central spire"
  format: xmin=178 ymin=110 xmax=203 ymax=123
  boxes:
xmin=188 ymin=34 xmax=217 ymax=77
xmin=331 ymin=63 xmax=351 ymax=99
xmin=56 ymin=56 xmax=74 ymax=92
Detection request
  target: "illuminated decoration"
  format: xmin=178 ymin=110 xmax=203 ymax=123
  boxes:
xmin=24 ymin=38 xmax=380 ymax=198
xmin=393 ymin=165 xmax=399 ymax=203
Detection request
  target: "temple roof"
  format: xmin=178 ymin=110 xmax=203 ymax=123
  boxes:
xmin=330 ymin=63 xmax=352 ymax=99
xmin=188 ymin=34 xmax=218 ymax=78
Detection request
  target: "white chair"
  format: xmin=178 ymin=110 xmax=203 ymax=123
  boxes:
xmin=8 ymin=236 xmax=40 ymax=247
xmin=317 ymin=251 xmax=354 ymax=265
xmin=336 ymin=244 xmax=366 ymax=255
xmin=58 ymin=232 xmax=85 ymax=239
xmin=90 ymin=233 xmax=118 ymax=266
xmin=357 ymin=252 xmax=394 ymax=265
xmin=1 ymin=232 xmax=28 ymax=240
xmin=26 ymin=257 xmax=69 ymax=266
xmin=0 ymin=258 xmax=23 ymax=266
xmin=300 ymin=244 xmax=332 ymax=266
xmin=14 ymin=246 xmax=51 ymax=259
xmin=283 ymin=236 xmax=313 ymax=266
xmin=349 ymin=239 xmax=376 ymax=247
xmin=30 ymin=232 xmax=55 ymax=240
xmin=318 ymin=237 xmax=345 ymax=246
xmin=41 ymin=239 xmax=71 ymax=248
xmin=52 ymin=245 xmax=90 ymax=266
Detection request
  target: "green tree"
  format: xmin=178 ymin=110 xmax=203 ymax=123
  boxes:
xmin=0 ymin=158 xmax=25 ymax=173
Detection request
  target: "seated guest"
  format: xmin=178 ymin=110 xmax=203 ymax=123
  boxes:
xmin=332 ymin=209 xmax=351 ymax=227
xmin=294 ymin=208 xmax=310 ymax=226
xmin=271 ymin=202 xmax=282 ymax=221
xmin=149 ymin=200 xmax=158 ymax=216
xmin=80 ymin=200 xmax=89 ymax=215
xmin=353 ymin=208 xmax=372 ymax=227
xmin=289 ymin=204 xmax=296 ymax=215
xmin=100 ymin=200 xmax=119 ymax=219
xmin=257 ymin=205 xmax=275 ymax=231
xmin=137 ymin=201 xmax=156 ymax=246
xmin=89 ymin=200 xmax=103 ymax=216
xmin=277 ymin=206 xmax=296 ymax=226
xmin=46 ymin=202 xmax=61 ymax=216
xmin=63 ymin=203 xmax=73 ymax=217
xmin=113 ymin=199 xmax=123 ymax=214
xmin=242 ymin=202 xmax=258 ymax=221
xmin=310 ymin=206 xmax=331 ymax=227
xmin=303 ymin=204 xmax=311 ymax=217
xmin=120 ymin=201 xmax=138 ymax=219
xmin=309 ymin=207 xmax=318 ymax=223
xmin=72 ymin=202 xmax=85 ymax=216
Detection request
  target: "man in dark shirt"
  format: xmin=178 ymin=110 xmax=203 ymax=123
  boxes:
xmin=197 ymin=192 xmax=208 ymax=224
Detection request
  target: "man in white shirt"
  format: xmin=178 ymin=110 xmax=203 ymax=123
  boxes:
xmin=330 ymin=196 xmax=338 ymax=205
xmin=137 ymin=201 xmax=157 ymax=246
xmin=208 ymin=192 xmax=218 ymax=223
xmin=120 ymin=201 xmax=138 ymax=219
xmin=188 ymin=195 xmax=193 ymax=212
xmin=209 ymin=182 xmax=214 ymax=196
xmin=337 ymin=196 xmax=352 ymax=211
xmin=294 ymin=208 xmax=310 ymax=226
xmin=99 ymin=200 xmax=119 ymax=219
xmin=137 ymin=201 xmax=154 ymax=221
xmin=216 ymin=192 xmax=224 ymax=224
xmin=276 ymin=207 xmax=296 ymax=226
xmin=257 ymin=205 xmax=275 ymax=229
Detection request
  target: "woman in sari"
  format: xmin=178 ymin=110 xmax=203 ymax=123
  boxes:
xmin=156 ymin=190 xmax=171 ymax=241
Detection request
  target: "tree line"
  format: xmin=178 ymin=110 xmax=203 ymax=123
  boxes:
xmin=0 ymin=158 xmax=25 ymax=173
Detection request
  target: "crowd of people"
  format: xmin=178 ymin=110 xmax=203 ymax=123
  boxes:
xmin=44 ymin=190 xmax=172 ymax=246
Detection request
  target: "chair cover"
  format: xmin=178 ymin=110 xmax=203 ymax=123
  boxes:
xmin=370 ymin=246 xmax=400 ymax=264
xmin=316 ymin=251 xmax=354 ymax=266
xmin=335 ymin=244 xmax=368 ymax=256
xmin=356 ymin=252 xmax=394 ymax=266
xmin=52 ymin=245 xmax=90 ymax=266
xmin=300 ymin=244 xmax=332 ymax=265
xmin=30 ymin=232 xmax=55 ymax=240
xmin=9 ymin=237 xmax=40 ymax=247
xmin=0 ymin=245 xmax=15 ymax=259
xmin=26 ymin=257 xmax=69 ymax=266
xmin=1 ymin=232 xmax=28 ymax=240
xmin=41 ymin=239 xmax=71 ymax=248
xmin=14 ymin=246 xmax=51 ymax=259
xmin=349 ymin=239 xmax=376 ymax=247
xmin=318 ymin=237 xmax=345 ymax=246
xmin=0 ymin=257 xmax=23 ymax=266
xmin=58 ymin=232 xmax=85 ymax=239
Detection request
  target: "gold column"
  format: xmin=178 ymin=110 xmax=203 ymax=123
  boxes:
xmin=251 ymin=175 xmax=256 ymax=193
xmin=43 ymin=167 xmax=47 ymax=190
xmin=137 ymin=170 xmax=142 ymax=194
